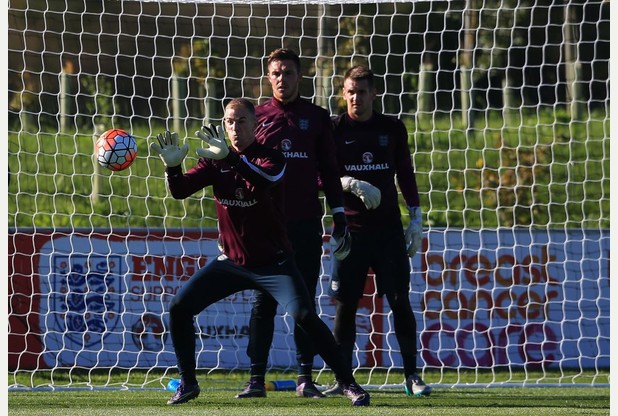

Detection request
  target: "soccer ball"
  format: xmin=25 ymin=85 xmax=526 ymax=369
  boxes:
xmin=95 ymin=129 xmax=138 ymax=171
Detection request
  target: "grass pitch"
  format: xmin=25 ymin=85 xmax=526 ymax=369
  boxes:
xmin=8 ymin=369 xmax=611 ymax=415
xmin=8 ymin=385 xmax=610 ymax=416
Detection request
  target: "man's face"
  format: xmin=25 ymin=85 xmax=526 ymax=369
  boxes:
xmin=342 ymin=78 xmax=376 ymax=122
xmin=267 ymin=59 xmax=301 ymax=104
xmin=223 ymin=106 xmax=256 ymax=152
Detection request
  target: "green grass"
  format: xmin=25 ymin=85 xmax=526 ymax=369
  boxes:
xmin=8 ymin=108 xmax=610 ymax=230
xmin=7 ymin=386 xmax=610 ymax=416
xmin=410 ymin=108 xmax=609 ymax=228
xmin=8 ymin=369 xmax=611 ymax=415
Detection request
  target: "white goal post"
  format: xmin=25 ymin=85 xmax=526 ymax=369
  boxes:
xmin=7 ymin=0 xmax=610 ymax=390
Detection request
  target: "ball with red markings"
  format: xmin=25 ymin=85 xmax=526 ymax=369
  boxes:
xmin=95 ymin=129 xmax=138 ymax=171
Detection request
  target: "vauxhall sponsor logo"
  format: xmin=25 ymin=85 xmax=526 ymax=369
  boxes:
xmin=216 ymin=188 xmax=258 ymax=207
xmin=345 ymin=151 xmax=389 ymax=171
xmin=345 ymin=163 xmax=390 ymax=171
xmin=217 ymin=199 xmax=257 ymax=208
xmin=280 ymin=138 xmax=308 ymax=159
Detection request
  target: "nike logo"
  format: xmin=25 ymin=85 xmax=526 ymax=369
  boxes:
xmin=220 ymin=168 xmax=232 ymax=173
xmin=345 ymin=139 xmax=356 ymax=145
xmin=277 ymin=259 xmax=288 ymax=266
xmin=262 ymin=121 xmax=273 ymax=127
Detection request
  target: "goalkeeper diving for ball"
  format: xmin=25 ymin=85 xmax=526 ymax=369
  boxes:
xmin=323 ymin=65 xmax=432 ymax=398
xmin=150 ymin=98 xmax=370 ymax=406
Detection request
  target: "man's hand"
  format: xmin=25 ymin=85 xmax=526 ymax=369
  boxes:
xmin=340 ymin=176 xmax=381 ymax=209
xmin=331 ymin=212 xmax=351 ymax=260
xmin=196 ymin=124 xmax=230 ymax=160
xmin=404 ymin=206 xmax=423 ymax=257
xmin=150 ymin=130 xmax=189 ymax=167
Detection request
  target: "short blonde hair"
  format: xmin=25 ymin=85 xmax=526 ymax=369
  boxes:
xmin=225 ymin=98 xmax=256 ymax=118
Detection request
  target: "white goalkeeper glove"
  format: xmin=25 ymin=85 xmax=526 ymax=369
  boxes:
xmin=330 ymin=212 xmax=351 ymax=261
xmin=196 ymin=124 xmax=230 ymax=160
xmin=330 ymin=228 xmax=351 ymax=261
xmin=150 ymin=130 xmax=189 ymax=167
xmin=340 ymin=176 xmax=381 ymax=210
xmin=404 ymin=206 xmax=423 ymax=257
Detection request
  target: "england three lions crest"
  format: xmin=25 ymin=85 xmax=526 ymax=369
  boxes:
xmin=298 ymin=118 xmax=309 ymax=130
xmin=50 ymin=255 xmax=123 ymax=348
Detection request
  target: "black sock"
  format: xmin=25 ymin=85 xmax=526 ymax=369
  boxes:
xmin=298 ymin=363 xmax=313 ymax=384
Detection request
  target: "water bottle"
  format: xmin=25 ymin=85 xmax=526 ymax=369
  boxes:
xmin=265 ymin=379 xmax=297 ymax=391
xmin=166 ymin=378 xmax=181 ymax=392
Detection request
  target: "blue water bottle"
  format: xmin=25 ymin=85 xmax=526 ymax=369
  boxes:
xmin=265 ymin=379 xmax=297 ymax=391
xmin=166 ymin=378 xmax=181 ymax=392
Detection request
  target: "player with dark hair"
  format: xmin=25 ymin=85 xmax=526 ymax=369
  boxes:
xmin=238 ymin=48 xmax=350 ymax=399
xmin=324 ymin=65 xmax=432 ymax=397
xmin=150 ymin=98 xmax=369 ymax=406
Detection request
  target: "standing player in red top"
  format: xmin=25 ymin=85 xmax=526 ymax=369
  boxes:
xmin=238 ymin=48 xmax=350 ymax=399
xmin=324 ymin=65 xmax=432 ymax=397
xmin=150 ymin=98 xmax=369 ymax=406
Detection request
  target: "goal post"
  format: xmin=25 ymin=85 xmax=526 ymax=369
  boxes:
xmin=7 ymin=0 xmax=610 ymax=390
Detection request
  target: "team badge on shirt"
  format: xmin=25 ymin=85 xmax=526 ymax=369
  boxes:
xmin=362 ymin=152 xmax=374 ymax=164
xmin=299 ymin=118 xmax=309 ymax=130
xmin=379 ymin=135 xmax=389 ymax=147
xmin=281 ymin=139 xmax=292 ymax=152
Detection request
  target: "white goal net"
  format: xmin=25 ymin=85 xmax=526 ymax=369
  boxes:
xmin=7 ymin=0 xmax=610 ymax=390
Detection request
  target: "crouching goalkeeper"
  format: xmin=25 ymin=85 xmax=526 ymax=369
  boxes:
xmin=150 ymin=98 xmax=370 ymax=407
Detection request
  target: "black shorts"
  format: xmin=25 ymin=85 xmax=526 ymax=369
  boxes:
xmin=329 ymin=223 xmax=411 ymax=302
xmin=286 ymin=217 xmax=323 ymax=289
xmin=174 ymin=254 xmax=313 ymax=320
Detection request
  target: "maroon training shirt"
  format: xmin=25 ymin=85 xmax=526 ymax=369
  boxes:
xmin=255 ymin=97 xmax=344 ymax=222
xmin=332 ymin=111 xmax=420 ymax=232
xmin=165 ymin=140 xmax=292 ymax=267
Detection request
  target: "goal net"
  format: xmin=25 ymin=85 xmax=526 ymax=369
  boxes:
xmin=7 ymin=0 xmax=610 ymax=390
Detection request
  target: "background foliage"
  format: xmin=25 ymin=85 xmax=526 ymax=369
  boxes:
xmin=8 ymin=1 xmax=609 ymax=127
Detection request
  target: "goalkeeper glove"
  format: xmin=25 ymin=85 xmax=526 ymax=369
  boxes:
xmin=196 ymin=124 xmax=230 ymax=160
xmin=404 ymin=206 xmax=423 ymax=257
xmin=330 ymin=212 xmax=351 ymax=260
xmin=150 ymin=130 xmax=189 ymax=168
xmin=340 ymin=176 xmax=381 ymax=210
